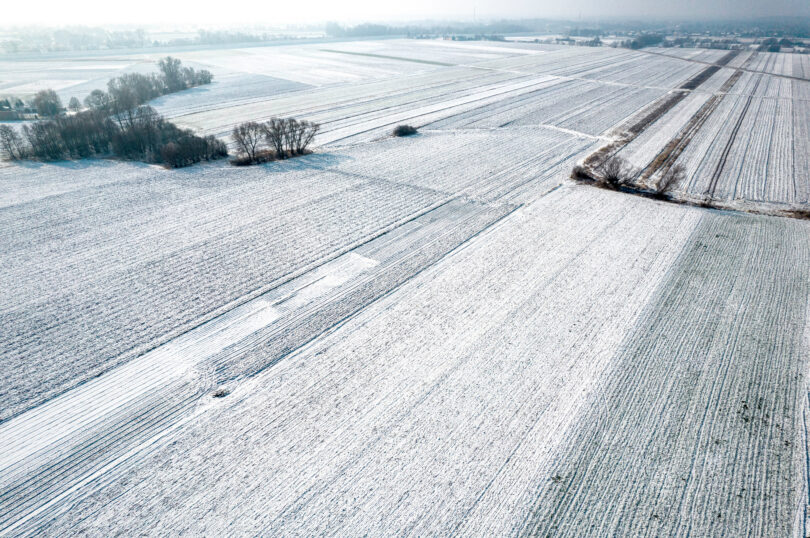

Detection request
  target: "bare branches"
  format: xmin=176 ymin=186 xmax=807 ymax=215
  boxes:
xmin=594 ymin=155 xmax=635 ymax=188
xmin=263 ymin=118 xmax=285 ymax=157
xmin=231 ymin=118 xmax=320 ymax=165
xmin=232 ymin=122 xmax=264 ymax=163
xmin=655 ymin=164 xmax=685 ymax=196
xmin=287 ymin=119 xmax=319 ymax=155
xmin=0 ymin=125 xmax=26 ymax=160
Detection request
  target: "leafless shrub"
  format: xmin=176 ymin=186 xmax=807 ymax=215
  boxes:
xmin=393 ymin=124 xmax=417 ymax=137
xmin=595 ymin=155 xmax=635 ymax=188
xmin=23 ymin=121 xmax=66 ymax=160
xmin=655 ymin=164 xmax=685 ymax=196
xmin=571 ymin=165 xmax=594 ymax=181
xmin=0 ymin=125 xmax=27 ymax=160
xmin=232 ymin=121 xmax=264 ymax=163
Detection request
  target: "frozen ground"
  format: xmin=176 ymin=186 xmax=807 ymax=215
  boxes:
xmin=1 ymin=39 xmax=809 ymax=536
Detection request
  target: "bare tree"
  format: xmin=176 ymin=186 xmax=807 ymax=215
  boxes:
xmin=595 ymin=155 xmax=634 ymax=188
xmin=232 ymin=122 xmax=264 ymax=162
xmin=263 ymin=118 xmax=319 ymax=158
xmin=32 ymin=89 xmax=63 ymax=117
xmin=263 ymin=118 xmax=286 ymax=157
xmin=107 ymin=78 xmax=139 ymax=128
xmin=655 ymin=164 xmax=685 ymax=196
xmin=291 ymin=120 xmax=319 ymax=154
xmin=23 ymin=121 xmax=65 ymax=160
xmin=84 ymin=89 xmax=112 ymax=111
xmin=300 ymin=120 xmax=319 ymax=153
xmin=68 ymin=97 xmax=82 ymax=112
xmin=0 ymin=125 xmax=26 ymax=160
xmin=158 ymin=56 xmax=186 ymax=92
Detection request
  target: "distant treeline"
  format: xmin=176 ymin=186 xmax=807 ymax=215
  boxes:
xmin=1 ymin=106 xmax=226 ymax=167
xmin=324 ymin=21 xmax=532 ymax=38
xmin=0 ymin=57 xmax=212 ymax=120
xmin=3 ymin=19 xmax=808 ymax=55
xmin=0 ymin=57 xmax=226 ymax=168
xmin=1 ymin=27 xmax=150 ymax=54
xmin=0 ymin=28 xmax=303 ymax=54
xmin=326 ymin=18 xmax=810 ymax=41
xmin=616 ymin=33 xmax=665 ymax=50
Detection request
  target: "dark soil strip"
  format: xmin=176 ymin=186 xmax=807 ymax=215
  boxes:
xmin=583 ymin=52 xmax=741 ymax=170
xmin=639 ymin=70 xmax=745 ymax=184
xmin=637 ymin=48 xmax=809 ymax=83
xmin=320 ymin=49 xmax=455 ymax=66
xmin=679 ymin=50 xmax=740 ymax=90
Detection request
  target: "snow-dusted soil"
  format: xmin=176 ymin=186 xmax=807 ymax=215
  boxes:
xmin=2 ymin=40 xmax=810 ymax=537
xmin=522 ymin=208 xmax=810 ymax=536
xmin=0 ymin=157 xmax=450 ymax=421
xmin=6 ymin=186 xmax=809 ymax=537
xmin=610 ymin=60 xmax=810 ymax=206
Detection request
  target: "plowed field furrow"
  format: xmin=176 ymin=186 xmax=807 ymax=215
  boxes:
xmin=520 ymin=212 xmax=810 ymax=537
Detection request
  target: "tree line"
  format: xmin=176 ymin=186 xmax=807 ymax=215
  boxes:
xmin=231 ymin=119 xmax=319 ymax=165
xmin=0 ymin=105 xmax=226 ymax=167
xmin=0 ymin=58 xmax=226 ymax=168
xmin=0 ymin=57 xmax=212 ymax=120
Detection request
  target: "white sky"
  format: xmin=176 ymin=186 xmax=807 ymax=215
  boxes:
xmin=3 ymin=0 xmax=808 ymax=26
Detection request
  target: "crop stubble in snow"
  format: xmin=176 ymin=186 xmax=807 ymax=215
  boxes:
xmin=2 ymin=39 xmax=810 ymax=536
xmin=521 ymin=211 xmax=810 ymax=536
xmin=24 ymin=187 xmax=738 ymax=536
xmin=0 ymin=160 xmax=448 ymax=421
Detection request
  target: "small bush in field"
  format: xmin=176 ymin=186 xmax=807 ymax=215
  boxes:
xmin=393 ymin=124 xmax=417 ymax=137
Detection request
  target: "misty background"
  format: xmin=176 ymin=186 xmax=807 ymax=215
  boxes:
xmin=3 ymin=0 xmax=809 ymax=26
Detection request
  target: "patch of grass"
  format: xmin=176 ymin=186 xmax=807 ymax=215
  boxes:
xmin=783 ymin=208 xmax=810 ymax=220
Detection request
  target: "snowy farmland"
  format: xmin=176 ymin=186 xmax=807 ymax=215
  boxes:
xmin=1 ymin=39 xmax=810 ymax=536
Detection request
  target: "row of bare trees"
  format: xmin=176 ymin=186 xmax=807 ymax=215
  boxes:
xmin=0 ymin=58 xmax=222 ymax=168
xmin=0 ymin=106 xmax=227 ymax=167
xmin=231 ymin=118 xmax=319 ymax=165
xmin=83 ymin=57 xmax=212 ymax=117
xmin=0 ymin=57 xmax=212 ymax=121
xmin=575 ymin=155 xmax=685 ymax=197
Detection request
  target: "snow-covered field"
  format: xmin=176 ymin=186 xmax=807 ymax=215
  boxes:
xmin=610 ymin=51 xmax=810 ymax=205
xmin=1 ymin=39 xmax=809 ymax=536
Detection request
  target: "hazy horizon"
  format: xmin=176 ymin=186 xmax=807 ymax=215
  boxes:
xmin=4 ymin=0 xmax=809 ymax=27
